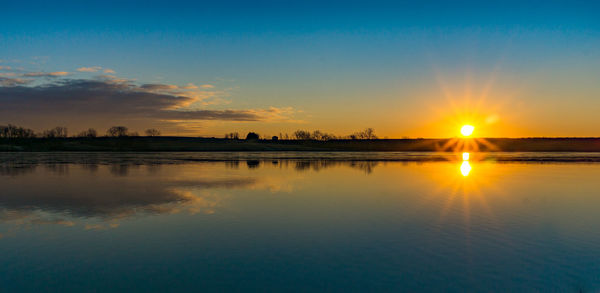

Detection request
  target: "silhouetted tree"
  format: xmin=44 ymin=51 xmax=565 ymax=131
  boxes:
xmin=224 ymin=132 xmax=240 ymax=139
xmin=77 ymin=128 xmax=98 ymax=138
xmin=272 ymin=136 xmax=279 ymax=141
xmin=312 ymin=130 xmax=336 ymax=140
xmin=145 ymin=129 xmax=161 ymax=137
xmin=363 ymin=128 xmax=377 ymax=139
xmin=42 ymin=126 xmax=68 ymax=138
xmin=0 ymin=124 xmax=36 ymax=139
xmin=294 ymin=130 xmax=312 ymax=140
xmin=350 ymin=128 xmax=377 ymax=140
xmin=293 ymin=129 xmax=336 ymax=140
xmin=107 ymin=126 xmax=129 ymax=137
xmin=245 ymin=132 xmax=259 ymax=140
xmin=312 ymin=130 xmax=325 ymax=140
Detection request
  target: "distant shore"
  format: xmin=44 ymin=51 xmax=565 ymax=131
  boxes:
xmin=1 ymin=137 xmax=600 ymax=152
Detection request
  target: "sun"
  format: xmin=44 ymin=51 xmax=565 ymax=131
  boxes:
xmin=460 ymin=125 xmax=475 ymax=137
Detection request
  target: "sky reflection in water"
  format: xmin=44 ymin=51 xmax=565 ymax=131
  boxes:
xmin=1 ymin=154 xmax=599 ymax=292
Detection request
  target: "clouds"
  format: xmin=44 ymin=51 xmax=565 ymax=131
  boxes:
xmin=140 ymin=83 xmax=180 ymax=91
xmin=23 ymin=71 xmax=70 ymax=77
xmin=0 ymin=77 xmax=32 ymax=86
xmin=0 ymin=77 xmax=298 ymax=132
xmin=77 ymin=66 xmax=102 ymax=72
xmin=160 ymin=109 xmax=271 ymax=121
xmin=0 ymin=63 xmax=70 ymax=81
xmin=77 ymin=66 xmax=115 ymax=74
xmin=0 ymin=60 xmax=301 ymax=134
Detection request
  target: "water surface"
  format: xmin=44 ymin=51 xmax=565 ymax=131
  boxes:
xmin=1 ymin=152 xmax=599 ymax=292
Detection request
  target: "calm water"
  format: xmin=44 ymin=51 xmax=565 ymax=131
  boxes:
xmin=1 ymin=152 xmax=599 ymax=292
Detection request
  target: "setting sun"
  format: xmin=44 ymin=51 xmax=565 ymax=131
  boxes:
xmin=461 ymin=125 xmax=475 ymax=137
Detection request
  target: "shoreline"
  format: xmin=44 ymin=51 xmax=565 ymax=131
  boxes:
xmin=3 ymin=150 xmax=600 ymax=164
xmin=2 ymin=137 xmax=600 ymax=152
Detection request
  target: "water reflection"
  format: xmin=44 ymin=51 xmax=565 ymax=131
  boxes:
xmin=460 ymin=152 xmax=471 ymax=176
xmin=460 ymin=161 xmax=472 ymax=176
xmin=0 ymin=157 xmax=384 ymax=234
xmin=1 ymin=153 xmax=600 ymax=291
xmin=0 ymin=163 xmax=261 ymax=232
xmin=0 ymin=157 xmax=383 ymax=232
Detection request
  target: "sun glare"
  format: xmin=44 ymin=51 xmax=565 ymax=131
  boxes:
xmin=462 ymin=152 xmax=470 ymax=161
xmin=461 ymin=125 xmax=475 ymax=137
xmin=460 ymin=161 xmax=472 ymax=176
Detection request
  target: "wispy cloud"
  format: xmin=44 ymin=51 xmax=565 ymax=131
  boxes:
xmin=182 ymin=83 xmax=198 ymax=89
xmin=78 ymin=66 xmax=116 ymax=74
xmin=96 ymin=74 xmax=133 ymax=84
xmin=0 ymin=77 xmax=32 ymax=86
xmin=0 ymin=66 xmax=12 ymax=70
xmin=23 ymin=71 xmax=70 ymax=77
xmin=77 ymin=66 xmax=103 ymax=72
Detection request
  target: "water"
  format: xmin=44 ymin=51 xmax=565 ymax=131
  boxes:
xmin=1 ymin=152 xmax=599 ymax=292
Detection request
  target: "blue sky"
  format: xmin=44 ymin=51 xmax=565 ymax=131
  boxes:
xmin=1 ymin=0 xmax=599 ymax=137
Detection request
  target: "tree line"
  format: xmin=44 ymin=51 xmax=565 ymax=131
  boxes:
xmin=226 ymin=128 xmax=379 ymax=140
xmin=0 ymin=124 xmax=161 ymax=139
xmin=1 ymin=123 xmax=379 ymax=140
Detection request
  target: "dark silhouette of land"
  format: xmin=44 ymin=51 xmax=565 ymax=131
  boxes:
xmin=1 ymin=124 xmax=599 ymax=152
xmin=1 ymin=137 xmax=600 ymax=152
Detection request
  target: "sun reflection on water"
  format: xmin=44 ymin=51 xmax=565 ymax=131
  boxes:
xmin=460 ymin=161 xmax=472 ymax=177
xmin=460 ymin=152 xmax=471 ymax=176
xmin=462 ymin=152 xmax=470 ymax=161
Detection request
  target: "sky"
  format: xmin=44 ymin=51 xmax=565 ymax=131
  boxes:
xmin=1 ymin=0 xmax=599 ymax=138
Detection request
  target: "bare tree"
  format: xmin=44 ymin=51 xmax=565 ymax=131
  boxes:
xmin=107 ymin=126 xmax=129 ymax=137
xmin=363 ymin=128 xmax=377 ymax=139
xmin=293 ymin=129 xmax=336 ymax=140
xmin=145 ymin=129 xmax=161 ymax=137
xmin=311 ymin=130 xmax=336 ymax=141
xmin=294 ymin=130 xmax=312 ymax=140
xmin=42 ymin=126 xmax=68 ymax=138
xmin=77 ymin=128 xmax=97 ymax=138
xmin=0 ymin=124 xmax=36 ymax=139
xmin=350 ymin=128 xmax=377 ymax=140
xmin=312 ymin=130 xmax=324 ymax=140
xmin=224 ymin=132 xmax=239 ymax=139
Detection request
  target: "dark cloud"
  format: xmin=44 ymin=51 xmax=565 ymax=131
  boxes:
xmin=0 ymin=79 xmax=292 ymax=131
xmin=140 ymin=83 xmax=179 ymax=91
xmin=160 ymin=109 xmax=265 ymax=121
